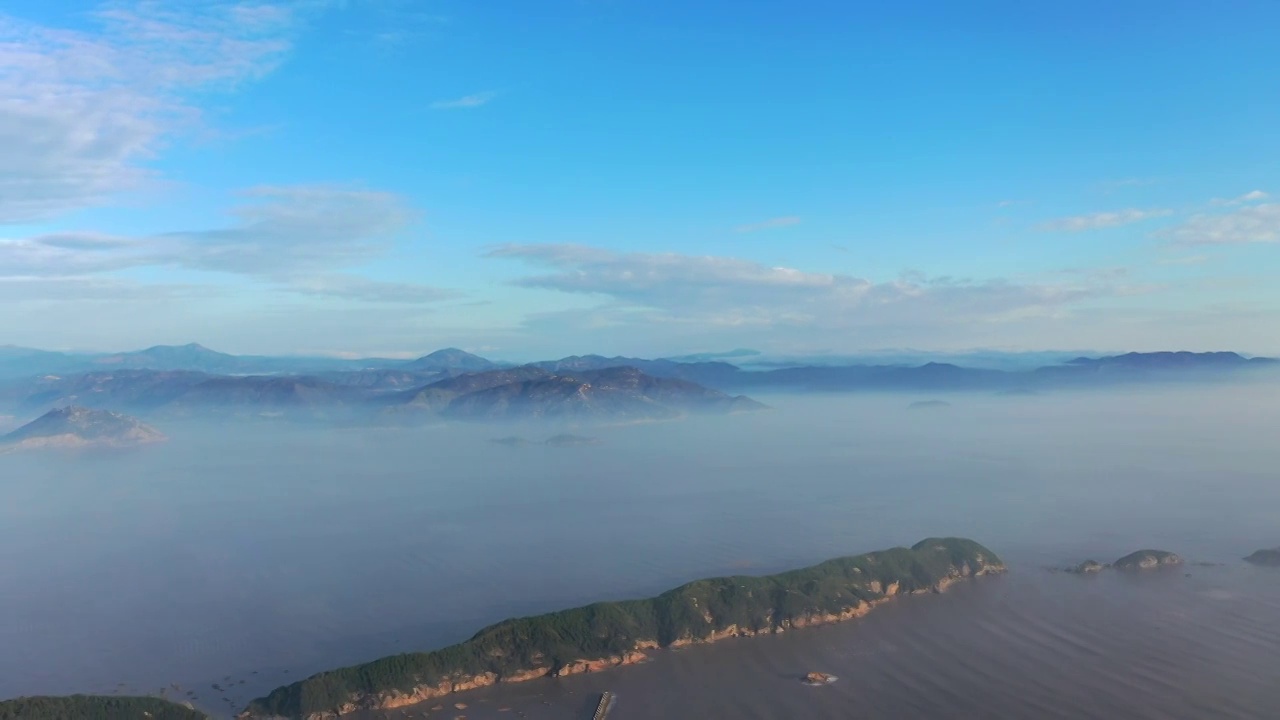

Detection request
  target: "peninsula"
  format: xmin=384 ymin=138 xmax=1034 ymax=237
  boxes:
xmin=242 ymin=538 xmax=1003 ymax=719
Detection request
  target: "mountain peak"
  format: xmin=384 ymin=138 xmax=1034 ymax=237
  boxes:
xmin=141 ymin=343 xmax=227 ymax=356
xmin=422 ymin=347 xmax=478 ymax=359
xmin=404 ymin=348 xmax=495 ymax=372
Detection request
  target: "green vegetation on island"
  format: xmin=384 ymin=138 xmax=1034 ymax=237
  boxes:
xmin=1113 ymin=549 xmax=1182 ymax=570
xmin=243 ymin=538 xmax=1002 ymax=719
xmin=0 ymin=695 xmax=208 ymax=720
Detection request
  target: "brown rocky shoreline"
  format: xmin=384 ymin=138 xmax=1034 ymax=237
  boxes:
xmin=252 ymin=562 xmax=1002 ymax=720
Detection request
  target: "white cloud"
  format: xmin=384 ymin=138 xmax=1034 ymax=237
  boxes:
xmin=735 ymin=216 xmax=801 ymax=233
xmin=1037 ymin=208 xmax=1172 ymax=232
xmin=0 ymin=2 xmax=315 ymax=223
xmin=1210 ymin=190 xmax=1268 ymax=206
xmin=1161 ymin=204 xmax=1280 ymax=245
xmin=430 ymin=91 xmax=497 ymax=109
xmin=487 ymin=244 xmax=1125 ymax=333
xmin=2 ymin=186 xmax=415 ymax=277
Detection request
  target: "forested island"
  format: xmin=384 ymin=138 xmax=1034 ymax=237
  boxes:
xmin=1112 ymin=550 xmax=1182 ymax=570
xmin=0 ymin=695 xmax=208 ymax=720
xmin=242 ymin=538 xmax=1003 ymax=719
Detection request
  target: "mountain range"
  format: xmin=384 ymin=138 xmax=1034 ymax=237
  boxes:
xmin=0 ymin=345 xmax=1275 ymax=425
xmin=1 ymin=364 xmax=765 ymax=425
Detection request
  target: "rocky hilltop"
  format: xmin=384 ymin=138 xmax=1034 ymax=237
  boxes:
xmin=241 ymin=538 xmax=1003 ymax=720
xmin=0 ymin=695 xmax=208 ymax=719
xmin=0 ymin=406 xmax=166 ymax=451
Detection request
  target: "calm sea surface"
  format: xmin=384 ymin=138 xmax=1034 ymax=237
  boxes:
xmin=2 ymin=388 xmax=1279 ymax=718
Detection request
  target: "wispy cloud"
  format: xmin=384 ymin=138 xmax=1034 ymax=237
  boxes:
xmin=0 ymin=1 xmax=320 ymax=223
xmin=486 ymin=243 xmax=1127 ymax=334
xmin=734 ymin=216 xmax=801 ymax=233
xmin=1037 ymin=208 xmax=1172 ymax=232
xmin=431 ymin=91 xmax=498 ymax=110
xmin=1 ymin=185 xmax=455 ymax=304
xmin=1210 ymin=190 xmax=1268 ymax=206
xmin=1161 ymin=204 xmax=1280 ymax=245
xmin=161 ymin=185 xmax=418 ymax=276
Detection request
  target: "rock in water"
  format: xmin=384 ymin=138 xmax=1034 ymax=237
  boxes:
xmin=1068 ymin=560 xmax=1105 ymax=574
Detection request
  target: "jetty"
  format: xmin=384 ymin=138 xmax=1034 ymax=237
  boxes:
xmin=592 ymin=691 xmax=616 ymax=720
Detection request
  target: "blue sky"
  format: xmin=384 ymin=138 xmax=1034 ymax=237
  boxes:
xmin=1 ymin=0 xmax=1278 ymax=359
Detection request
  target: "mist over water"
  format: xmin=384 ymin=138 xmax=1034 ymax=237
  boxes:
xmin=3 ymin=385 xmax=1280 ymax=718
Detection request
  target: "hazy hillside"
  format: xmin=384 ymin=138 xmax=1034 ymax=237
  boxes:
xmin=2 ymin=406 xmax=166 ymax=451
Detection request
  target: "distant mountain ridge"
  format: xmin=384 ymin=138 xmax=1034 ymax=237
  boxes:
xmin=1064 ymin=351 xmax=1274 ymax=369
xmin=2 ymin=343 xmax=1274 ymax=382
xmin=92 ymin=343 xmax=240 ymax=372
xmin=0 ymin=348 xmax=1275 ymax=421
xmin=434 ymin=366 xmax=764 ymax=421
xmin=385 ymin=366 xmax=764 ymax=422
xmin=3 ymin=365 xmax=766 ymax=424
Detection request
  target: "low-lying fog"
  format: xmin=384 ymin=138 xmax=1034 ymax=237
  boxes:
xmin=2 ymin=384 xmax=1279 ymax=709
